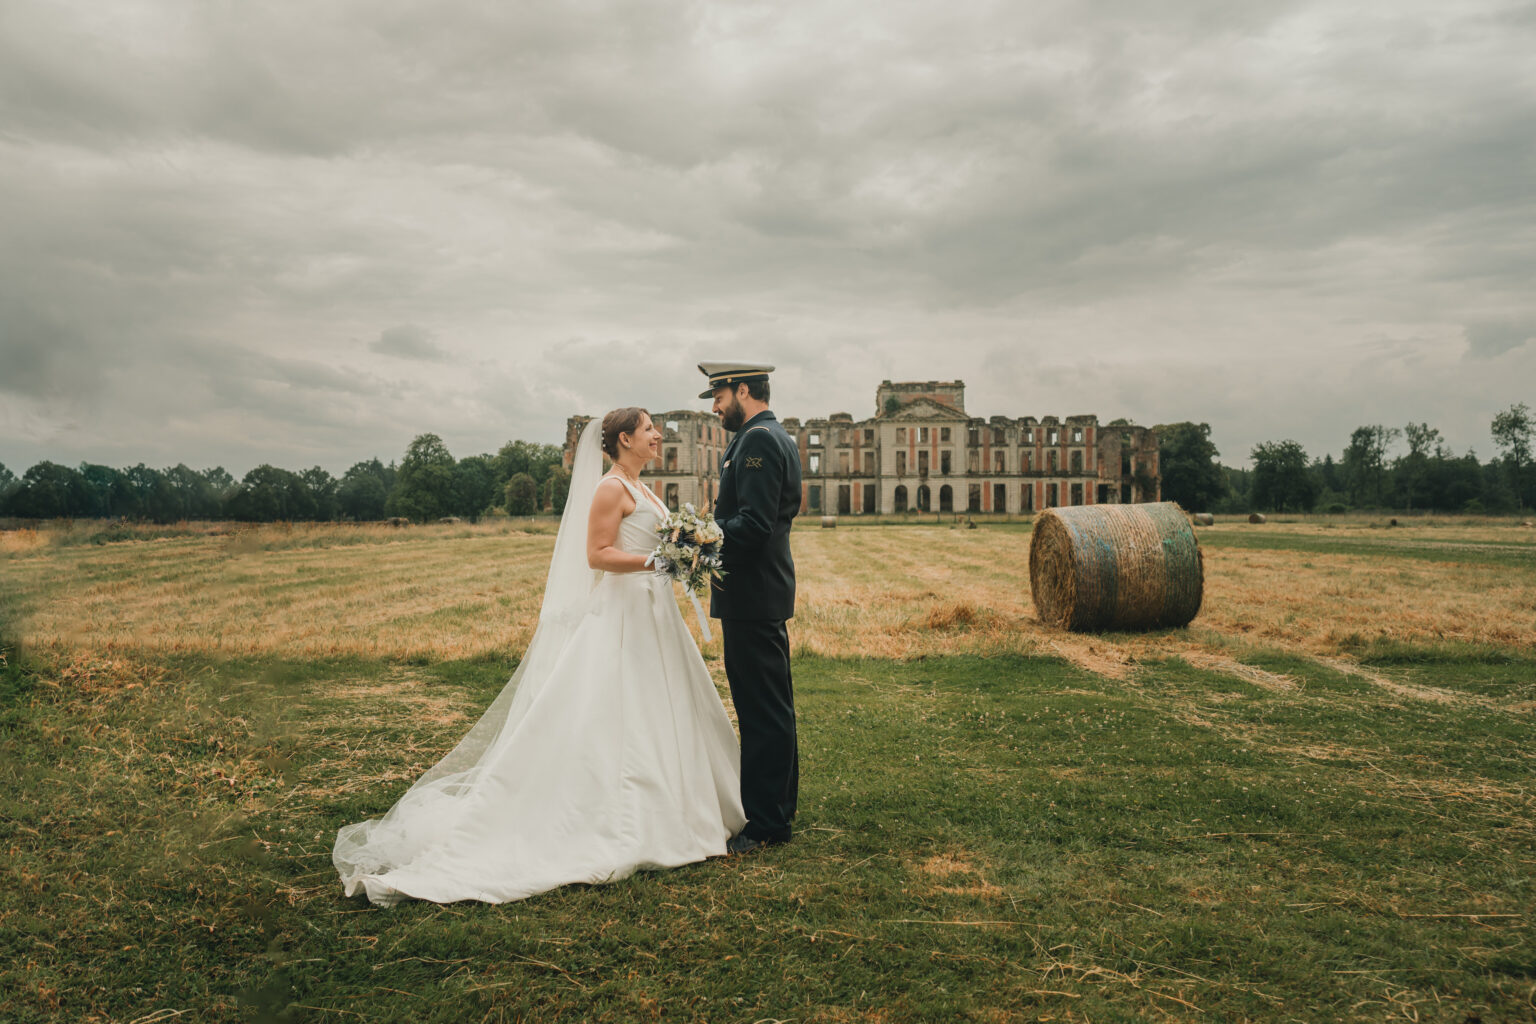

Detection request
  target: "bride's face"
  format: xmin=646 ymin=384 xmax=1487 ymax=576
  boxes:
xmin=624 ymin=414 xmax=663 ymax=464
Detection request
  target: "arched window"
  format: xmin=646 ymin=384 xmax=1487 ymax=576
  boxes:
xmin=893 ymin=485 xmax=908 ymax=513
xmin=939 ymin=484 xmax=953 ymax=512
xmin=916 ymin=485 xmax=931 ymax=512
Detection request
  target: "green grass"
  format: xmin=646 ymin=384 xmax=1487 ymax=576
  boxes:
xmin=3 ymin=641 xmax=1532 ymax=1023
xmin=1198 ymin=529 xmax=1536 ymax=566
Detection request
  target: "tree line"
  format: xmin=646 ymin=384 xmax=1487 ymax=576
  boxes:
xmin=1157 ymin=403 xmax=1534 ymax=514
xmin=6 ymin=403 xmax=1531 ymax=523
xmin=0 ymin=434 xmax=571 ymax=524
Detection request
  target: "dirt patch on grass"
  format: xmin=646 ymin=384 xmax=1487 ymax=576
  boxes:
xmin=1308 ymin=655 xmax=1479 ymax=706
xmin=321 ymin=676 xmax=476 ymax=728
xmin=914 ymin=600 xmax=1004 ymax=632
xmin=1178 ymin=651 xmax=1298 ymax=693
xmin=918 ymin=853 xmax=981 ymax=877
xmin=915 ymin=853 xmax=1006 ymax=899
xmin=1045 ymin=637 xmax=1135 ymax=679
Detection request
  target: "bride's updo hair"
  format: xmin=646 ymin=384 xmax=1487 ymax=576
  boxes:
xmin=601 ymin=407 xmax=650 ymax=459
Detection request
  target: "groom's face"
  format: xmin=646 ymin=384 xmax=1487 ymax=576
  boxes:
xmin=712 ymin=386 xmax=747 ymax=432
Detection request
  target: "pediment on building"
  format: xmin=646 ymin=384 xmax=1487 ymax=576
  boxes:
xmin=884 ymin=397 xmax=966 ymax=421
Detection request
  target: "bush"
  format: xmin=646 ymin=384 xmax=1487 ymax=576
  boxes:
xmin=505 ymin=473 xmax=538 ymax=516
xmin=544 ymin=467 xmax=572 ymax=515
xmin=1324 ymin=502 xmax=1348 ymax=514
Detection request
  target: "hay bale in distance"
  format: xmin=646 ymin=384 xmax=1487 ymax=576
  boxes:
xmin=1193 ymin=512 xmax=1215 ymax=526
xmin=1248 ymin=513 xmax=1267 ymax=524
xmin=1029 ymin=502 xmax=1204 ymax=631
xmin=820 ymin=515 xmax=837 ymax=528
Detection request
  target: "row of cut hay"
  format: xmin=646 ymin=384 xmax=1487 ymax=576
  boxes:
xmin=1029 ymin=502 xmax=1204 ymax=631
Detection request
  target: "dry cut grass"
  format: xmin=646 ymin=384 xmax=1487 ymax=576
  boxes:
xmin=3 ymin=517 xmax=1533 ymax=681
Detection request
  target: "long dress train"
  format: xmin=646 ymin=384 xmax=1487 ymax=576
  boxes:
xmin=332 ymin=474 xmax=745 ymax=906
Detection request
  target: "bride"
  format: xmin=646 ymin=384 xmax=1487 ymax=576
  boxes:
xmin=333 ymin=407 xmax=746 ymax=906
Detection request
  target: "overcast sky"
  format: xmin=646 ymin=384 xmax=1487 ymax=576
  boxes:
xmin=3 ymin=0 xmax=1533 ymax=477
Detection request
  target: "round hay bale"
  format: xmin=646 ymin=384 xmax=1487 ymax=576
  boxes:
xmin=1029 ymin=502 xmax=1204 ymax=632
xmin=1248 ymin=513 xmax=1266 ymax=524
xmin=1193 ymin=512 xmax=1214 ymax=526
xmin=820 ymin=515 xmax=837 ymax=528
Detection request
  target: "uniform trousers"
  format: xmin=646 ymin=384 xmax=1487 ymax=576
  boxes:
xmin=720 ymin=617 xmax=798 ymax=842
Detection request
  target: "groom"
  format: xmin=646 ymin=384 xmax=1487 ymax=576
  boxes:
xmin=699 ymin=362 xmax=802 ymax=854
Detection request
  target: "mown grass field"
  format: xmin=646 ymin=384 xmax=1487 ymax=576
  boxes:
xmin=2 ymin=514 xmax=1533 ymax=1023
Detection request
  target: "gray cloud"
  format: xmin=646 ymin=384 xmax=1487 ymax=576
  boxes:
xmin=371 ymin=324 xmax=448 ymax=361
xmin=1 ymin=0 xmax=1533 ymax=476
xmin=1465 ymin=320 xmax=1536 ymax=359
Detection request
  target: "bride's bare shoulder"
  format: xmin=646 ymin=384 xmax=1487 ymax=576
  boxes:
xmin=591 ymin=474 xmax=635 ymax=511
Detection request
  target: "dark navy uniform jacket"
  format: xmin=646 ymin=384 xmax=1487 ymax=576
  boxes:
xmin=710 ymin=410 xmax=802 ymax=621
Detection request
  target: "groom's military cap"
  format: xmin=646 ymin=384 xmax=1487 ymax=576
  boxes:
xmin=698 ymin=362 xmax=775 ymax=400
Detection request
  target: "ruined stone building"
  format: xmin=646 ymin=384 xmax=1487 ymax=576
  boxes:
xmin=565 ymin=380 xmax=1159 ymax=515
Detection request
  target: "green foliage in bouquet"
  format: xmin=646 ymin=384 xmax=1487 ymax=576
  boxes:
xmin=650 ymin=504 xmax=725 ymax=595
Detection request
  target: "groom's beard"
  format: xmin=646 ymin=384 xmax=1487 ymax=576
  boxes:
xmin=720 ymin=398 xmax=746 ymax=432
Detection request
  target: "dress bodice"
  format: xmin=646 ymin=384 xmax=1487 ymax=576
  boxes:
xmin=613 ymin=476 xmax=668 ymax=558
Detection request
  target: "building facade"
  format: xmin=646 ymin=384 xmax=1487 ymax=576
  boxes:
xmin=565 ymin=379 xmax=1159 ymax=515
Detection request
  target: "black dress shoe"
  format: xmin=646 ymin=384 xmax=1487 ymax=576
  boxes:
xmin=726 ymin=832 xmax=790 ymax=855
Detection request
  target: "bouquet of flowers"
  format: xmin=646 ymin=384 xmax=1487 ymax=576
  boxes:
xmin=649 ymin=503 xmax=726 ymax=596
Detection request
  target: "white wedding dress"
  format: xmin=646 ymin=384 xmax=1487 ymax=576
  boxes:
xmin=333 ymin=421 xmax=745 ymax=906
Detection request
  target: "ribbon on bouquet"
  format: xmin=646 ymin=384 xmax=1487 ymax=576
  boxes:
xmin=687 ymin=589 xmax=712 ymax=643
xmin=646 ymin=553 xmax=713 ymax=643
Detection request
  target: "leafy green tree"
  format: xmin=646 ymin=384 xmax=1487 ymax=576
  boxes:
xmin=0 ymin=462 xmax=16 ymax=503
xmin=1341 ymin=425 xmax=1400 ymax=507
xmin=6 ymin=461 xmax=91 ymax=518
xmin=494 ymin=440 xmax=540 ymax=483
xmin=337 ymin=459 xmax=391 ymax=521
xmin=1250 ymin=440 xmax=1317 ymax=512
xmin=123 ymin=464 xmax=182 ymax=523
xmin=1155 ymin=422 xmax=1226 ymax=512
xmin=299 ymin=467 xmax=338 ymax=521
xmin=78 ymin=463 xmax=130 ymax=517
xmin=452 ymin=454 xmax=499 ymax=520
xmin=1213 ymin=464 xmax=1251 ymax=513
xmin=544 ymin=466 xmax=572 ymax=515
xmin=1491 ymin=403 xmax=1533 ymax=509
xmin=164 ymin=463 xmax=222 ymax=520
xmin=495 ymin=440 xmax=563 ymax=487
xmin=504 ymin=472 xmax=538 ymax=516
xmin=202 ymin=467 xmax=237 ymax=501
xmin=1479 ymin=460 xmax=1519 ymax=512
xmin=1395 ymin=422 xmax=1443 ymax=511
xmin=1317 ymin=454 xmax=1341 ymax=493
xmin=225 ymin=465 xmax=317 ymax=521
xmin=388 ymin=434 xmax=456 ymax=523
xmin=1424 ymin=450 xmax=1487 ymax=512
xmin=1308 ymin=456 xmax=1346 ymax=512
